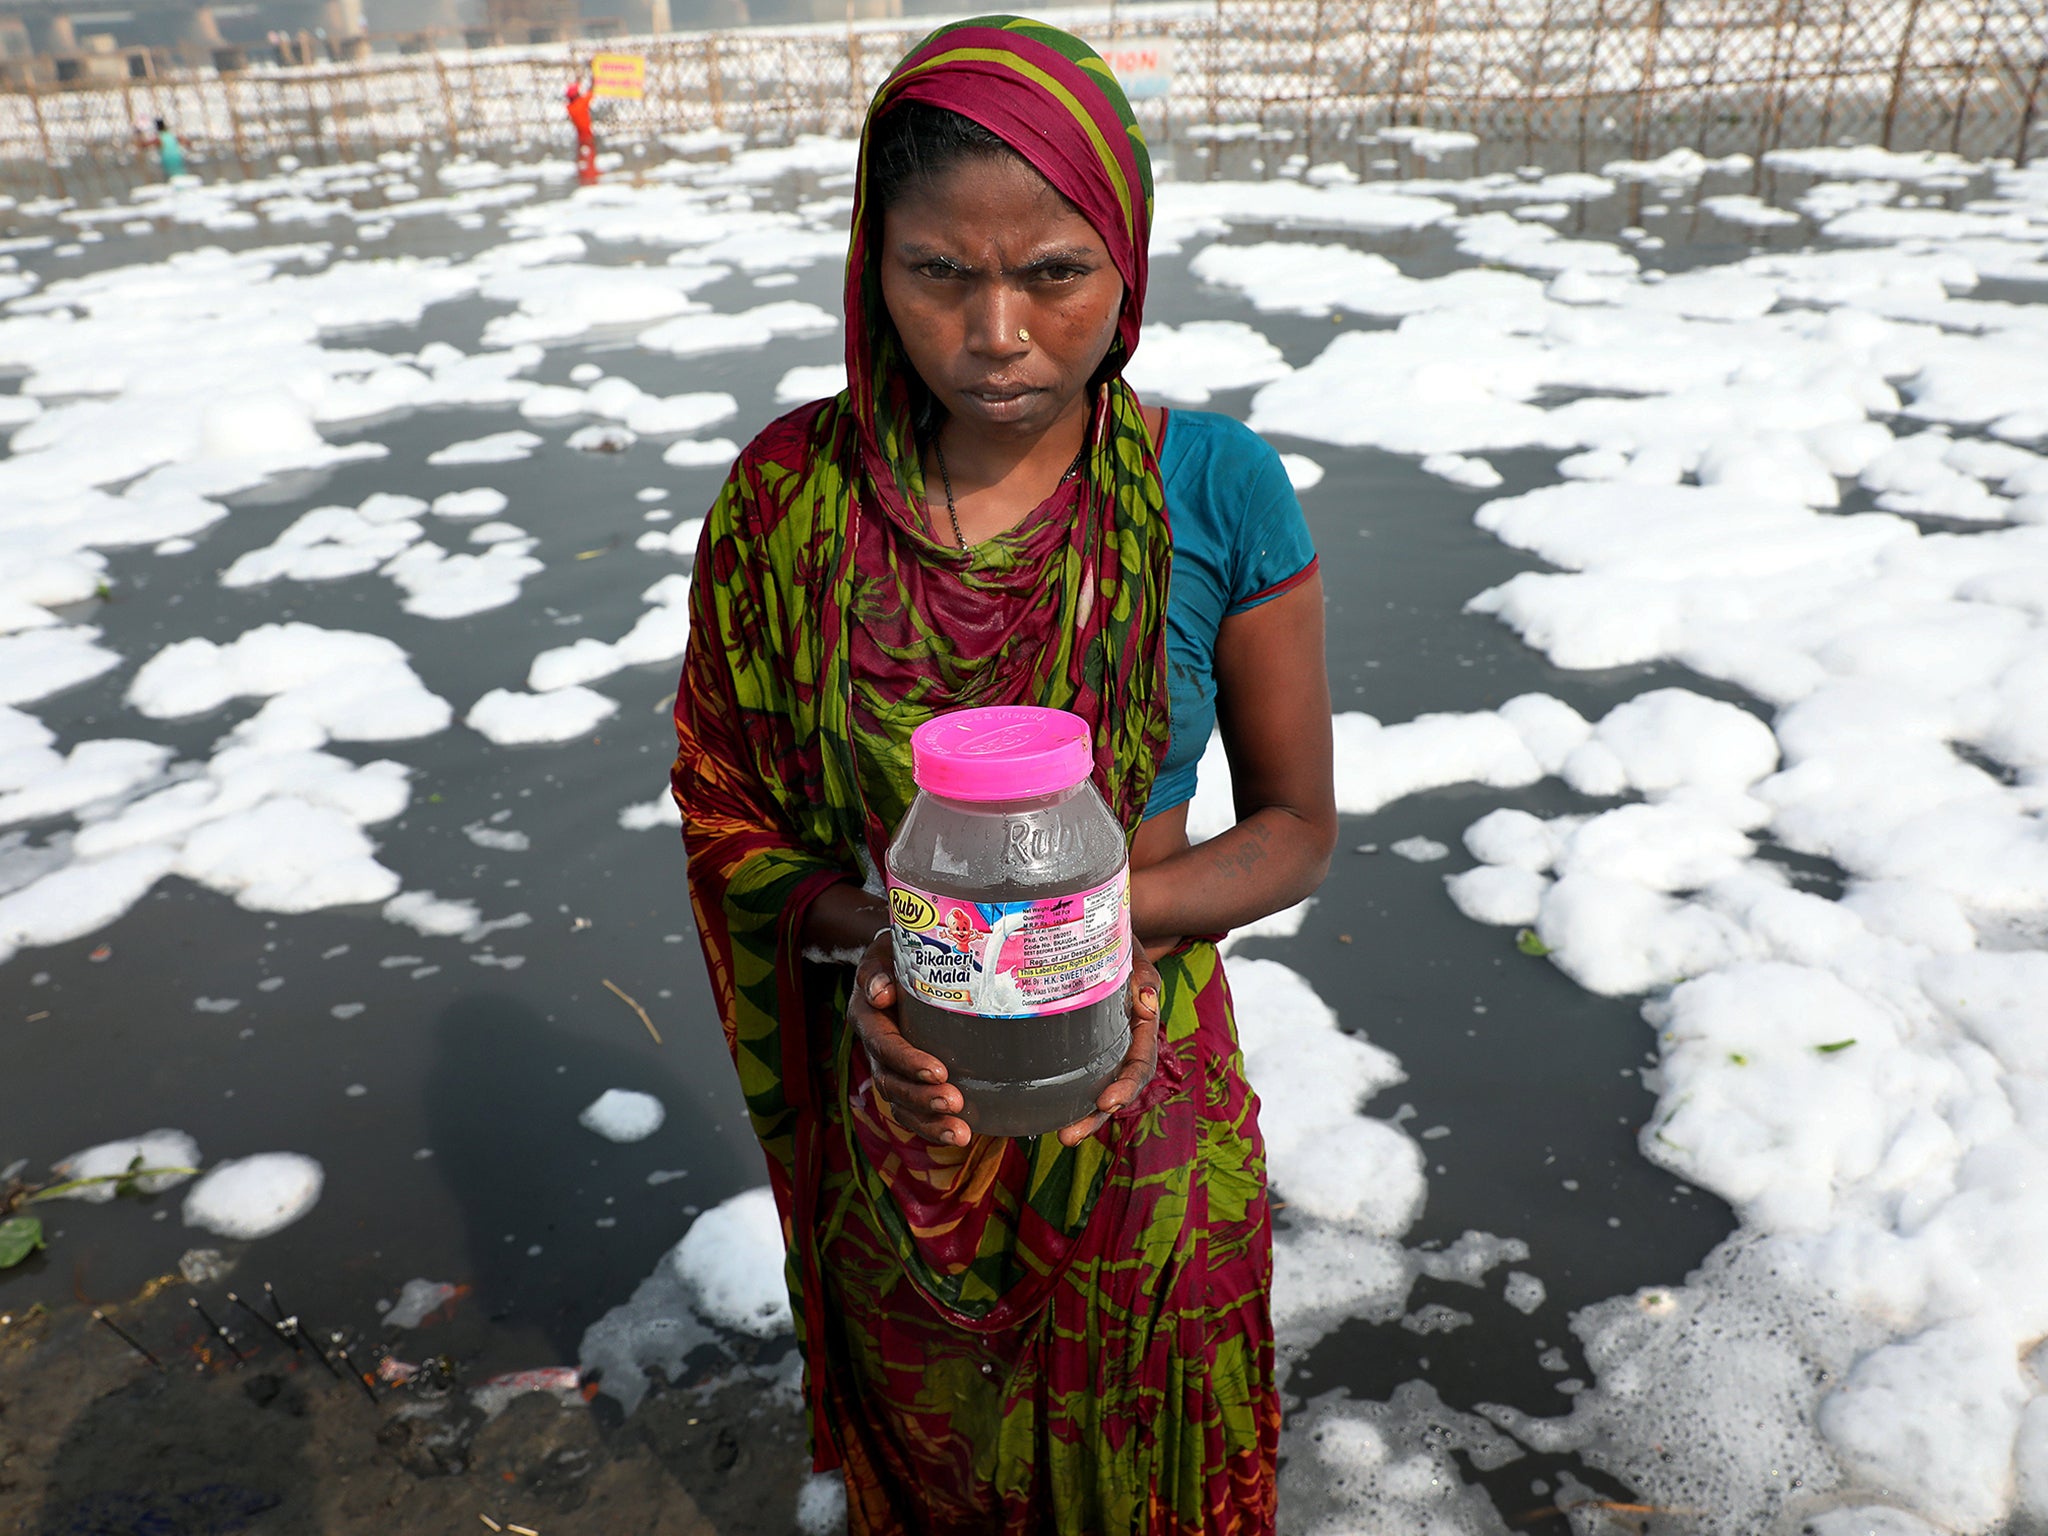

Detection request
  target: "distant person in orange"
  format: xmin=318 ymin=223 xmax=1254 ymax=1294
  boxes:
xmin=565 ymin=77 xmax=597 ymax=184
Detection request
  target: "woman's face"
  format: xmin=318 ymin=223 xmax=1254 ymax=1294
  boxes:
xmin=877 ymin=151 xmax=1124 ymax=444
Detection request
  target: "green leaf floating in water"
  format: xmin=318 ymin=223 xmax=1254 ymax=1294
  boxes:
xmin=1515 ymin=928 xmax=1552 ymax=957
xmin=1816 ymin=1039 xmax=1858 ymax=1054
xmin=0 ymin=1215 xmax=45 ymax=1269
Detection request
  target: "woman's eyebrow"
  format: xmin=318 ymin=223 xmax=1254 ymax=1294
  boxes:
xmin=896 ymin=241 xmax=970 ymax=263
xmin=1005 ymin=247 xmax=1099 ymax=274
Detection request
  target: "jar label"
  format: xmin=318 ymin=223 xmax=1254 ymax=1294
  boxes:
xmin=886 ymin=870 xmax=1131 ymax=1018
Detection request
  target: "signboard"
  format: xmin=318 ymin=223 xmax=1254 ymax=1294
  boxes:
xmin=590 ymin=52 xmax=646 ymax=100
xmin=1091 ymin=36 xmax=1173 ymax=101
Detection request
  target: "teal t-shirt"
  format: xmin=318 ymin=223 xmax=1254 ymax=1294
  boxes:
xmin=1145 ymin=409 xmax=1318 ymax=817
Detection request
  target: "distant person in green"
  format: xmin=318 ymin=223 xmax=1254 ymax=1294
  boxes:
xmin=155 ymin=118 xmax=186 ymax=180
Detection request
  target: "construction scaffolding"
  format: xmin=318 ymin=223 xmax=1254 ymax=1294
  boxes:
xmin=2 ymin=0 xmax=2044 ymax=193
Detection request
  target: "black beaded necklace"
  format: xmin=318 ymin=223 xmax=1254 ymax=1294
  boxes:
xmin=930 ymin=433 xmax=1090 ymax=549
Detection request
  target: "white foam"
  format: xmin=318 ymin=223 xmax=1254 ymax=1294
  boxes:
xmin=524 ymin=575 xmax=691 ymax=691
xmin=182 ymin=1151 xmax=324 ymax=1240
xmin=579 ymin=1088 xmax=666 ymax=1144
xmin=776 ymin=363 xmax=846 ymax=404
xmin=381 ymin=539 xmax=544 ymax=619
xmin=662 ymin=437 xmax=740 ymax=468
xmin=128 ymin=623 xmax=449 ymax=744
xmin=427 ymin=430 xmax=542 ymax=466
xmin=1703 ymin=194 xmax=1803 ymax=229
xmin=0 ymin=628 xmax=122 ymax=707
xmin=619 ymin=794 xmax=680 ymax=831
xmin=1121 ymin=321 xmax=1289 ymax=404
xmin=49 ymin=1129 xmax=201 ymax=1200
xmin=382 ymin=889 xmax=482 ymax=937
xmin=638 ymin=301 xmax=836 ymax=357
xmin=671 ymin=1185 xmax=794 ymax=1337
xmin=466 ymin=686 xmax=619 ymax=745
xmin=430 ymin=487 xmax=509 ymax=519
xmin=1280 ymin=453 xmax=1324 ymax=491
xmin=220 ymin=501 xmax=424 ymax=588
xmin=1421 ymin=453 xmax=1504 ymax=488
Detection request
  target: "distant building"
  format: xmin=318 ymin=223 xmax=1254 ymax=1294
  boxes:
xmin=483 ymin=0 xmax=578 ymax=38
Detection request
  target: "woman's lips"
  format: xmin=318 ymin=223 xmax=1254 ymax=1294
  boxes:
xmin=959 ymin=383 xmax=1040 ymax=419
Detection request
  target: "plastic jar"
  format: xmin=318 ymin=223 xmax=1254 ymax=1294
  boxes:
xmin=885 ymin=706 xmax=1133 ymax=1138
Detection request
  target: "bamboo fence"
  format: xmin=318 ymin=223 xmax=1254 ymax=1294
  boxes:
xmin=2 ymin=0 xmax=2044 ymax=194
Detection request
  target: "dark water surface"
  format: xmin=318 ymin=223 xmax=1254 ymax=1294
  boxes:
xmin=1 ymin=139 xmax=1917 ymax=1515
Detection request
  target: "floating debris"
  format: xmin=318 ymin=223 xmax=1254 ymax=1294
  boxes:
xmin=601 ymin=977 xmax=662 ymax=1045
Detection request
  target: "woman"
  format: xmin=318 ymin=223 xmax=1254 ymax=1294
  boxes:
xmin=672 ymin=16 xmax=1334 ymax=1533
xmin=155 ymin=118 xmax=186 ymax=181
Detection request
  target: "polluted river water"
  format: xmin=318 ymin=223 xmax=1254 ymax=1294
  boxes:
xmin=1 ymin=124 xmax=2047 ymax=1534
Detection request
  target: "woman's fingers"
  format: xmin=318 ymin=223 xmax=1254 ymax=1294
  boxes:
xmin=848 ymin=929 xmax=970 ymax=1145
xmin=1055 ymin=970 xmax=1163 ymax=1147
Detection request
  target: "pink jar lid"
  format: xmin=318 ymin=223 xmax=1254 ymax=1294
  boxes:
xmin=910 ymin=706 xmax=1094 ymax=802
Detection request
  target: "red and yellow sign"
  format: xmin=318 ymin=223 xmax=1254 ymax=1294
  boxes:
xmin=590 ymin=53 xmax=646 ymax=100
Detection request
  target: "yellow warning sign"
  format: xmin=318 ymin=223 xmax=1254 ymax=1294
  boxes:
xmin=590 ymin=53 xmax=646 ymax=100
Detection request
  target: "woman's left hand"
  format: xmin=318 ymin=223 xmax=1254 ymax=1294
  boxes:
xmin=1054 ymin=953 xmax=1163 ymax=1147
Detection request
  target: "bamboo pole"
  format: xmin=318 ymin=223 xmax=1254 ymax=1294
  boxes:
xmin=432 ymin=49 xmax=461 ymax=149
xmin=1406 ymin=0 xmax=1441 ymax=131
xmin=1752 ymin=0 xmax=1800 ymax=176
xmin=1574 ymin=0 xmax=1616 ymax=173
xmin=1880 ymin=0 xmax=1926 ymax=150
xmin=1947 ymin=0 xmax=1995 ymax=155
xmin=2017 ymin=56 xmax=2045 ymax=169
xmin=25 ymin=76 xmax=63 ymax=199
xmin=224 ymin=69 xmax=250 ymax=175
xmin=705 ymin=33 xmax=724 ymax=133
xmin=1521 ymin=0 xmax=1556 ymax=168
xmin=1815 ymin=0 xmax=1852 ymax=147
xmin=1628 ymin=0 xmax=1665 ymax=163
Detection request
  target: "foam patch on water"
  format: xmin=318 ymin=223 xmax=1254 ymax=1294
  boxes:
xmin=1121 ymin=321 xmax=1290 ymax=404
xmin=1282 ymin=1380 xmax=1522 ymax=1535
xmin=220 ymin=498 xmax=425 ymax=588
xmin=381 ymin=537 xmax=545 ymax=619
xmin=526 ymin=575 xmax=691 ymax=692
xmin=50 ymin=1129 xmax=201 ymax=1201
xmin=466 ymin=686 xmax=618 ymax=746
xmin=182 ymin=1151 xmax=323 ymax=1240
xmin=776 ymin=363 xmax=846 ymax=405
xmin=427 ymin=430 xmax=542 ymax=466
xmin=639 ymin=301 xmax=836 ymax=358
xmin=128 ymin=622 xmax=449 ymax=746
xmin=579 ymin=1088 xmax=666 ymax=1144
xmin=619 ymin=794 xmax=680 ymax=831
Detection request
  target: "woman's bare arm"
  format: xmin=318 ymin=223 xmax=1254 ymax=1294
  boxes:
xmin=801 ymin=882 xmax=892 ymax=959
xmin=1128 ymin=572 xmax=1337 ymax=945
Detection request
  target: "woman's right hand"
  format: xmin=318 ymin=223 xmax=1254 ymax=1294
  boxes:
xmin=849 ymin=929 xmax=972 ymax=1147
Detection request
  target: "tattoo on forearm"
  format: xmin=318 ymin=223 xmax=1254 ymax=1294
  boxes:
xmin=1217 ymin=819 xmax=1273 ymax=881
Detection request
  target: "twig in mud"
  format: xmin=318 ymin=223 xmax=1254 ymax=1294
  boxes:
xmin=91 ymin=1308 xmax=164 ymax=1370
xmin=227 ymin=1291 xmax=299 ymax=1352
xmin=333 ymin=1334 xmax=379 ymax=1403
xmin=267 ymin=1286 xmax=339 ymax=1382
xmin=602 ymin=978 xmax=662 ymax=1045
xmin=188 ymin=1297 xmax=247 ymax=1367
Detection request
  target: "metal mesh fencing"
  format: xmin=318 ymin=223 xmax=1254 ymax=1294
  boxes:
xmin=3 ymin=0 xmax=2044 ymax=194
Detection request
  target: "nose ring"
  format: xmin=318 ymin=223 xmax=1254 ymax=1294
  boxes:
xmin=1017 ymin=327 xmax=1031 ymax=343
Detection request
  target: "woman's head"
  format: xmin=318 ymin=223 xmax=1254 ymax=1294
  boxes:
xmin=870 ymin=102 xmax=1123 ymax=445
xmin=846 ymin=18 xmax=1153 ymax=449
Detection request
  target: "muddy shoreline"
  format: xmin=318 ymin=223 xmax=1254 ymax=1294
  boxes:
xmin=1 ymin=1278 xmax=811 ymax=1536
